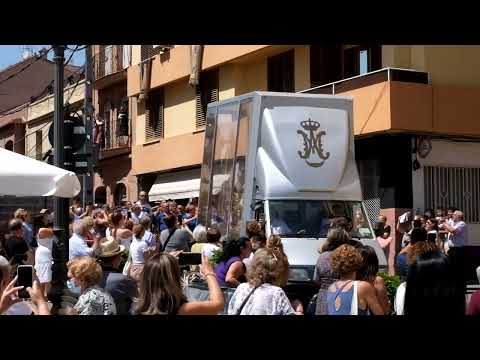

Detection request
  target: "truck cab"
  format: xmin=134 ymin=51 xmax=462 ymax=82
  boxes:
xmin=197 ymin=91 xmax=387 ymax=285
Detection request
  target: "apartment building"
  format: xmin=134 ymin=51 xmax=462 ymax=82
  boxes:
xmin=91 ymin=45 xmax=136 ymax=206
xmin=90 ymin=45 xmax=480 ymax=275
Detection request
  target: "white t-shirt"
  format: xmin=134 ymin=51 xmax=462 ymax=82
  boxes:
xmin=202 ymin=243 xmax=220 ymax=259
xmin=130 ymin=236 xmax=148 ymax=265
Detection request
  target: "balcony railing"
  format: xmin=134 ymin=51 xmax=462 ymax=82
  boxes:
xmin=103 ymin=133 xmax=131 ymax=151
xmin=93 ymin=45 xmax=129 ymax=80
xmin=300 ymin=67 xmax=429 ymax=95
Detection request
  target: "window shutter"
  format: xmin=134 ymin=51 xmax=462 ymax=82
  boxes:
xmin=145 ymin=88 xmax=164 ymax=141
xmin=195 ymin=85 xmax=205 ymax=128
xmin=141 ymin=45 xmax=163 ymax=62
xmin=195 ymin=68 xmax=219 ymax=129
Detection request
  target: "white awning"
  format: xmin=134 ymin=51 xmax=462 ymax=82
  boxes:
xmin=148 ymin=169 xmax=230 ymax=202
xmin=149 ymin=178 xmax=201 ymax=201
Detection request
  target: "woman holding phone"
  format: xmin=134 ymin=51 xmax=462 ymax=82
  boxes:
xmin=133 ymin=253 xmax=224 ymax=315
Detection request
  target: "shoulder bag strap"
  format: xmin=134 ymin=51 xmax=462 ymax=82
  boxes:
xmin=236 ymin=285 xmax=260 ymax=315
xmin=161 ymin=228 xmax=177 ymax=252
xmin=350 ymin=281 xmax=358 ymax=316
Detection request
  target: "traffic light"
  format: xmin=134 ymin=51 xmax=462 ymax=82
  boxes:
xmin=48 ymin=112 xmax=92 ymax=175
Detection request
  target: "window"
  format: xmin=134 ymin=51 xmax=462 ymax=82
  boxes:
xmin=343 ymin=45 xmax=382 ymax=78
xmin=196 ymin=68 xmax=219 ymax=129
xmin=424 ymin=166 xmax=480 ymax=223
xmin=229 ymin=100 xmax=252 ymax=237
xmin=268 ymin=200 xmax=372 ymax=239
xmin=268 ymin=50 xmax=295 ymax=92
xmin=145 ymin=88 xmax=164 ymax=141
xmin=35 ymin=130 xmax=42 ymax=160
xmin=198 ymin=108 xmax=218 ymax=226
xmin=309 ymin=45 xmax=343 ymax=87
xmin=141 ymin=45 xmax=162 ymax=62
xmin=208 ymin=102 xmax=240 ymax=235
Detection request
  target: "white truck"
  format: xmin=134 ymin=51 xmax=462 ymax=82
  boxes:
xmin=197 ymin=91 xmax=387 ymax=286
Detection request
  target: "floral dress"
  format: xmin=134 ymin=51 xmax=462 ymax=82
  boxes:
xmin=74 ymin=286 xmax=117 ymax=315
xmin=227 ymin=283 xmax=295 ymax=315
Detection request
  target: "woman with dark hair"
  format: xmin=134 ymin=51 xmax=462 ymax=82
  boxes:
xmin=425 ymin=217 xmax=440 ymax=247
xmin=396 ymin=227 xmax=428 ymax=281
xmin=134 ymin=253 xmax=224 ymax=315
xmin=357 ymin=246 xmax=390 ymax=314
xmin=108 ymin=210 xmax=133 ymax=251
xmin=402 ymin=252 xmax=465 ymax=315
xmin=213 ymin=237 xmax=252 ymax=288
xmin=313 ymin=227 xmax=351 ymax=315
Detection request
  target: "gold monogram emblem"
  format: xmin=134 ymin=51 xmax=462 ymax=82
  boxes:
xmin=297 ymin=119 xmax=330 ymax=168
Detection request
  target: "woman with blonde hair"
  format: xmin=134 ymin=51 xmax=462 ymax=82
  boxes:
xmin=128 ymin=224 xmax=150 ymax=282
xmin=228 ymin=244 xmax=302 ymax=315
xmin=133 ymin=253 xmax=224 ymax=315
xmin=66 ymin=256 xmax=117 ymax=315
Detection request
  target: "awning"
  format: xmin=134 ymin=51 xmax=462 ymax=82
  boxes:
xmin=149 ymin=178 xmax=201 ymax=201
xmin=148 ymin=169 xmax=230 ymax=201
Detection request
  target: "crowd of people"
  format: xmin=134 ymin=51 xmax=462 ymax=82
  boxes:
xmin=0 ymin=195 xmax=479 ymax=315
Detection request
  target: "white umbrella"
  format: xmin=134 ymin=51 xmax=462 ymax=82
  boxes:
xmin=0 ymin=147 xmax=81 ymax=198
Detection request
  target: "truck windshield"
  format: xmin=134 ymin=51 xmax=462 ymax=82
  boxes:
xmin=268 ymin=200 xmax=373 ymax=239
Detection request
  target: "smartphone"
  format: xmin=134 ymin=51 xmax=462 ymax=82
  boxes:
xmin=178 ymin=252 xmax=202 ymax=266
xmin=413 ymin=219 xmax=422 ymax=228
xmin=17 ymin=265 xmax=33 ymax=299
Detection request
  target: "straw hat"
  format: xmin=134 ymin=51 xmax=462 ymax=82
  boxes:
xmin=98 ymin=237 xmax=125 ymax=258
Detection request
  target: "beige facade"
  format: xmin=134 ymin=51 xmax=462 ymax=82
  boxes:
xmin=126 ymin=45 xmax=480 ymax=204
xmin=25 ymin=81 xmax=85 ymax=160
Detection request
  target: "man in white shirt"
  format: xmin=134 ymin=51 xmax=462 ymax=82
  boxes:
xmin=69 ymin=220 xmax=101 ymax=260
xmin=130 ymin=205 xmax=147 ymax=225
xmin=440 ymin=210 xmax=467 ymax=291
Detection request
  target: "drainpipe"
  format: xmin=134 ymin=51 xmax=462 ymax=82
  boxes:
xmin=189 ymin=45 xmax=204 ymax=87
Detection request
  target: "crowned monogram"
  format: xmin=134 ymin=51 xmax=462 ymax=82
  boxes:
xmin=297 ymin=118 xmax=330 ymax=168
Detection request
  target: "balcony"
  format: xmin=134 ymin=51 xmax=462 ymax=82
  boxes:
xmin=93 ymin=45 xmax=129 ymax=89
xmin=302 ymin=67 xmax=480 ymax=138
xmin=98 ymin=113 xmax=131 ymax=160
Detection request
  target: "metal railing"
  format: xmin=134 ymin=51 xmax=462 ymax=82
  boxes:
xmin=300 ymin=67 xmax=430 ymax=95
xmin=93 ymin=45 xmax=127 ymax=80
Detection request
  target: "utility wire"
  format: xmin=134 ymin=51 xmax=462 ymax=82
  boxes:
xmin=11 ymin=69 xmax=85 ymax=147
xmin=0 ymin=47 xmax=53 ymax=88
xmin=64 ymin=45 xmax=80 ymax=66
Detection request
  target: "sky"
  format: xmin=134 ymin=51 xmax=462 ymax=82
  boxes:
xmin=0 ymin=45 xmax=85 ymax=71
